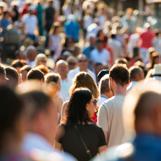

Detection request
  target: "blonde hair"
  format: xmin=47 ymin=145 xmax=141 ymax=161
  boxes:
xmin=70 ymin=72 xmax=99 ymax=98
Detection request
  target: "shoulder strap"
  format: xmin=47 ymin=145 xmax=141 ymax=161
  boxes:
xmin=74 ymin=126 xmax=92 ymax=159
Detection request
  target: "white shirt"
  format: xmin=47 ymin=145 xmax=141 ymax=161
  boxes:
xmin=108 ymin=39 xmax=123 ymax=60
xmin=127 ymin=81 xmax=138 ymax=91
xmin=97 ymin=95 xmax=108 ymax=108
xmin=59 ymin=78 xmax=71 ymax=102
xmin=49 ymin=35 xmax=62 ymax=60
xmin=83 ymin=15 xmax=93 ymax=30
xmin=22 ymin=14 xmax=37 ymax=34
xmin=22 ymin=133 xmax=76 ymax=161
xmin=97 ymin=95 xmax=125 ymax=147
xmin=128 ymin=33 xmax=140 ymax=57
xmin=67 ymin=67 xmax=96 ymax=83
xmin=91 ymin=48 xmax=110 ymax=65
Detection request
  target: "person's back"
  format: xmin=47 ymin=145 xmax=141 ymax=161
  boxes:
xmin=98 ymin=95 xmax=125 ymax=147
xmin=97 ymin=64 xmax=129 ymax=147
xmin=93 ymin=80 xmax=161 ymax=161
xmin=58 ymin=123 xmax=106 ymax=161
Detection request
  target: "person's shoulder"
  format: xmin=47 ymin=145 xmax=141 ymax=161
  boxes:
xmin=92 ymin=143 xmax=134 ymax=161
xmin=101 ymin=96 xmax=115 ymax=108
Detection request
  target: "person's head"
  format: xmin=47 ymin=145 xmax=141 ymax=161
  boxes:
xmin=96 ymin=39 xmax=104 ymax=51
xmin=19 ymin=82 xmax=57 ymax=144
xmin=67 ymin=56 xmax=78 ymax=70
xmin=99 ymin=75 xmax=113 ymax=98
xmin=115 ymin=58 xmax=128 ymax=67
xmin=67 ymin=88 xmax=97 ymax=125
xmin=129 ymin=66 xmax=144 ymax=82
xmin=5 ymin=66 xmax=19 ymax=88
xmin=35 ymin=53 xmax=47 ymax=66
xmin=87 ymin=34 xmax=96 ymax=46
xmin=77 ymin=54 xmax=88 ymax=71
xmin=27 ymin=69 xmax=44 ymax=82
xmin=25 ymin=46 xmax=37 ymax=62
xmin=70 ymin=72 xmax=99 ymax=99
xmin=11 ymin=59 xmax=27 ymax=72
xmin=0 ymin=85 xmax=26 ymax=153
xmin=48 ymin=0 xmax=53 ymax=6
xmin=55 ymin=60 xmax=69 ymax=79
xmin=34 ymin=65 xmax=49 ymax=75
xmin=45 ymin=73 xmax=61 ymax=95
xmin=20 ymin=65 xmax=31 ymax=82
xmin=123 ymin=80 xmax=161 ymax=141
xmin=97 ymin=29 xmax=105 ymax=40
xmin=97 ymin=69 xmax=109 ymax=83
xmin=109 ymin=64 xmax=129 ymax=93
xmin=151 ymin=52 xmax=160 ymax=68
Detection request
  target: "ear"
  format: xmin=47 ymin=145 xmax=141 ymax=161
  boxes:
xmin=86 ymin=102 xmax=90 ymax=112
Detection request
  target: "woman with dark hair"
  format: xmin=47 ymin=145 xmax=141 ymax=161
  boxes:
xmin=55 ymin=88 xmax=107 ymax=161
xmin=61 ymin=72 xmax=99 ymax=123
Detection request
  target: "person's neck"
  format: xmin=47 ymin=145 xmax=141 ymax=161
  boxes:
xmin=113 ymin=85 xmax=127 ymax=95
xmin=79 ymin=67 xmax=87 ymax=72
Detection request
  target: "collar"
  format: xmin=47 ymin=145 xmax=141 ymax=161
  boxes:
xmin=23 ymin=133 xmax=54 ymax=153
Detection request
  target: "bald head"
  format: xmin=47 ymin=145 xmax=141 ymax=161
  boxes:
xmin=123 ymin=80 xmax=161 ymax=140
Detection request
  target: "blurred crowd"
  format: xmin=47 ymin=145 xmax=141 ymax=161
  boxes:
xmin=1 ymin=0 xmax=161 ymax=161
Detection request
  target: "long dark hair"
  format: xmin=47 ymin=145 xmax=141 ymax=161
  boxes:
xmin=66 ymin=88 xmax=92 ymax=125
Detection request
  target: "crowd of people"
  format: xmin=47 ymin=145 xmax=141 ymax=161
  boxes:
xmin=1 ymin=0 xmax=161 ymax=161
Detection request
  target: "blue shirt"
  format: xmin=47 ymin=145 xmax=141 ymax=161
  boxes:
xmin=64 ymin=20 xmax=80 ymax=42
xmin=92 ymin=134 xmax=161 ymax=161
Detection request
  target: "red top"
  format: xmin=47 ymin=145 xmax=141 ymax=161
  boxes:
xmin=140 ymin=30 xmax=155 ymax=49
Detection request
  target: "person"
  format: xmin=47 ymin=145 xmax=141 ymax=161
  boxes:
xmin=68 ymin=54 xmax=96 ymax=82
xmin=55 ymin=60 xmax=71 ymax=102
xmin=108 ymin=33 xmax=123 ymax=61
xmin=18 ymin=81 xmax=76 ymax=161
xmin=139 ymin=23 xmax=155 ymax=64
xmin=97 ymin=64 xmax=129 ymax=147
xmin=91 ymin=39 xmax=110 ymax=66
xmin=55 ymin=88 xmax=107 ymax=161
xmin=22 ymin=8 xmax=38 ymax=41
xmin=36 ymin=1 xmax=44 ymax=36
xmin=97 ymin=75 xmax=113 ymax=107
xmin=44 ymin=0 xmax=55 ymax=34
xmin=48 ymin=23 xmax=62 ymax=61
xmin=93 ymin=80 xmax=161 ymax=161
xmin=45 ymin=72 xmax=63 ymax=118
xmin=0 ymin=85 xmax=30 ymax=160
xmin=64 ymin=14 xmax=80 ymax=42
xmin=25 ymin=45 xmax=37 ymax=67
xmin=127 ymin=66 xmax=144 ymax=91
xmin=35 ymin=53 xmax=47 ymax=67
xmin=66 ymin=56 xmax=78 ymax=70
xmin=61 ymin=72 xmax=99 ymax=124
